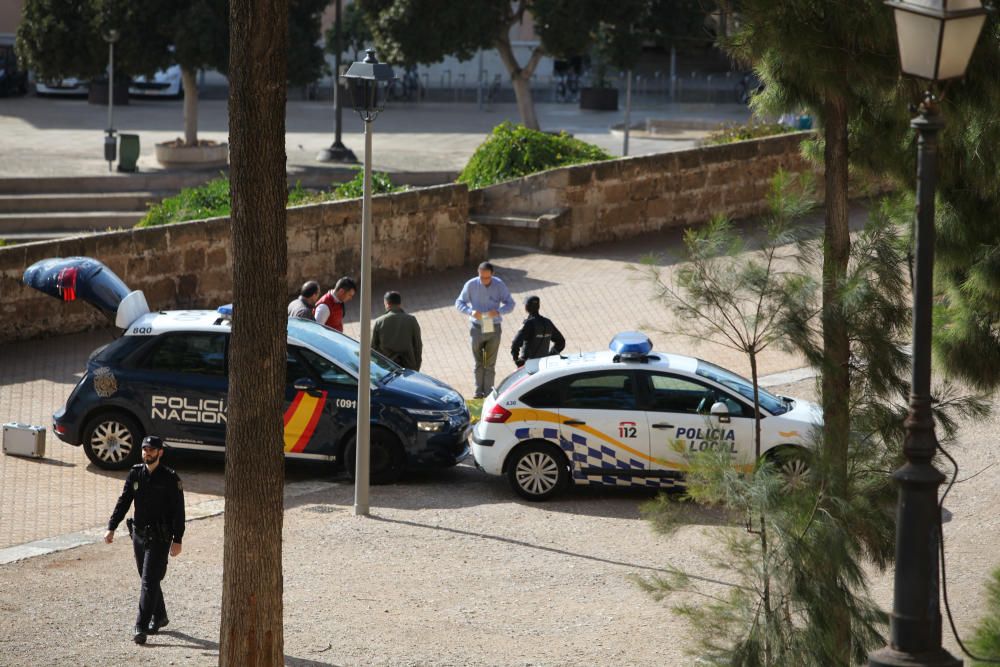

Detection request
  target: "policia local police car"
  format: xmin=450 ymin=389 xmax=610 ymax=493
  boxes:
xmin=24 ymin=257 xmax=470 ymax=483
xmin=471 ymin=332 xmax=822 ymax=500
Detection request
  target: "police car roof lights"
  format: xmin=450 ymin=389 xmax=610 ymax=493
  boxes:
xmin=215 ymin=303 xmax=234 ymax=325
xmin=610 ymin=331 xmax=654 ymax=362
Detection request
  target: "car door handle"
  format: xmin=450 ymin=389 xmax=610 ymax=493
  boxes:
xmin=564 ymin=420 xmax=586 ymax=426
xmin=651 ymin=423 xmax=675 ymax=429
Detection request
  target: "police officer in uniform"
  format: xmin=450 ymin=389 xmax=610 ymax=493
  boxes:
xmin=104 ymin=435 xmax=185 ymax=644
xmin=510 ymin=295 xmax=566 ymax=367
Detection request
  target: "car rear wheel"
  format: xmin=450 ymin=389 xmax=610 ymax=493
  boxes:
xmin=506 ymin=442 xmax=569 ymax=501
xmin=344 ymin=427 xmax=406 ymax=485
xmin=82 ymin=412 xmax=143 ymax=470
xmin=766 ymin=446 xmax=812 ymax=490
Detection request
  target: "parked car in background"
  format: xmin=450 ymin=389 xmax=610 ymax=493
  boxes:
xmin=130 ymin=64 xmax=183 ymax=98
xmin=36 ymin=77 xmax=88 ymax=96
xmin=0 ymin=44 xmax=29 ymax=96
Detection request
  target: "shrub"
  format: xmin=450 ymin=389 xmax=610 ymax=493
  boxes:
xmin=703 ymin=121 xmax=798 ymax=146
xmin=332 ymin=168 xmax=404 ymax=200
xmin=136 ymin=176 xmax=232 ymax=228
xmin=457 ymin=121 xmax=612 ymax=189
xmin=137 ymin=171 xmax=403 ymax=227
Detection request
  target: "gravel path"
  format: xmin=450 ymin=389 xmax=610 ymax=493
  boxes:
xmin=1 ymin=377 xmax=998 ymax=666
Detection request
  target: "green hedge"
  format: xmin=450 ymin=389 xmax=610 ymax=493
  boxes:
xmin=137 ymin=170 xmax=404 ymax=228
xmin=457 ymin=121 xmax=612 ymax=189
xmin=703 ymin=122 xmax=798 ymax=146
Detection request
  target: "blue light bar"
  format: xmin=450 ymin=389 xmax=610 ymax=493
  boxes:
xmin=217 ymin=304 xmax=233 ymax=318
xmin=609 ymin=331 xmax=653 ymax=358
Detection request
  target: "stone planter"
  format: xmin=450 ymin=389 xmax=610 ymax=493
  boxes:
xmin=579 ymin=87 xmax=618 ymax=111
xmin=88 ymin=81 xmax=130 ymax=106
xmin=154 ymin=141 xmax=229 ymax=168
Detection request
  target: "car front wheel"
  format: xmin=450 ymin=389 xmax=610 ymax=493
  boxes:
xmin=344 ymin=427 xmax=406 ymax=485
xmin=82 ymin=412 xmax=143 ymax=470
xmin=506 ymin=442 xmax=569 ymax=501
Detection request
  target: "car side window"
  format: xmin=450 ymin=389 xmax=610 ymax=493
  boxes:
xmin=645 ymin=373 xmax=751 ymax=417
xmin=140 ymin=333 xmax=227 ymax=376
xmin=299 ymin=348 xmax=358 ymax=387
xmin=562 ymin=372 xmax=636 ymax=410
xmin=520 ymin=380 xmax=562 ymax=408
xmin=286 ymin=348 xmax=314 ymax=385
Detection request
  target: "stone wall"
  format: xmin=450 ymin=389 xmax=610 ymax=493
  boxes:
xmin=0 ymin=183 xmax=480 ymax=344
xmin=470 ymin=132 xmax=815 ymax=251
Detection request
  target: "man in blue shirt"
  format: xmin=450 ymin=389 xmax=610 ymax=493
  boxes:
xmin=454 ymin=261 xmax=516 ymax=398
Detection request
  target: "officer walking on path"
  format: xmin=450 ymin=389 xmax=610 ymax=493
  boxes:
xmin=372 ymin=291 xmax=423 ymax=371
xmin=510 ymin=295 xmax=566 ymax=367
xmin=288 ymin=280 xmax=321 ymax=320
xmin=104 ymin=435 xmax=185 ymax=645
xmin=454 ymin=261 xmax=516 ymax=398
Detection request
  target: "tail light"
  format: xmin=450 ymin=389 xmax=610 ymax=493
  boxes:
xmin=57 ymin=267 xmax=78 ymax=301
xmin=484 ymin=404 xmax=512 ymax=423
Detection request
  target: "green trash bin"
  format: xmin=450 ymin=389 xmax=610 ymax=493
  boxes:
xmin=118 ymin=134 xmax=140 ymax=173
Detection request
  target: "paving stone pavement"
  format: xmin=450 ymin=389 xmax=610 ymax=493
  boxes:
xmin=0 ymin=218 xmax=836 ymax=551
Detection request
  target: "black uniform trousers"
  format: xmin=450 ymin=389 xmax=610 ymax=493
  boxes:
xmin=132 ymin=532 xmax=169 ymax=628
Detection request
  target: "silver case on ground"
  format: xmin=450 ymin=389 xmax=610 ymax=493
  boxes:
xmin=2 ymin=423 xmax=46 ymax=458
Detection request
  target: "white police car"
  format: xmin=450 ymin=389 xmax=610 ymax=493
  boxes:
xmin=470 ymin=332 xmax=822 ymax=500
xmin=23 ymin=257 xmax=470 ymax=483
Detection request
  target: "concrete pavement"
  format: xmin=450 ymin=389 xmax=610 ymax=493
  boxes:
xmin=0 ymin=96 xmax=751 ymax=178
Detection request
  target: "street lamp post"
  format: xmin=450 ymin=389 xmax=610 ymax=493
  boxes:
xmin=869 ymin=2 xmax=987 ymax=666
xmin=317 ymin=0 xmax=358 ymax=163
xmin=342 ymin=49 xmax=394 ymax=517
xmin=103 ymin=29 xmax=119 ymax=172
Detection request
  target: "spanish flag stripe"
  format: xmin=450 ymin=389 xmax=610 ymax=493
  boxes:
xmin=283 ymin=392 xmax=305 ymax=428
xmin=284 ymin=392 xmax=320 ymax=452
xmin=291 ymin=393 xmax=327 ymax=453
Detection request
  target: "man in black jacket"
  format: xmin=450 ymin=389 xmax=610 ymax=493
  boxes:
xmin=510 ymin=295 xmax=566 ymax=367
xmin=104 ymin=436 xmax=185 ymax=644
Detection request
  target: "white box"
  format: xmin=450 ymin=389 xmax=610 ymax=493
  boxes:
xmin=2 ymin=423 xmax=46 ymax=458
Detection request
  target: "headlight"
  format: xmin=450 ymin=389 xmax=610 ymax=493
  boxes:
xmin=417 ymin=421 xmax=444 ymax=432
xmin=405 ymin=408 xmax=446 ymax=417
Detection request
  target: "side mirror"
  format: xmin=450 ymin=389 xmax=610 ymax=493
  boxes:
xmin=293 ymin=377 xmax=319 ymax=394
xmin=710 ymin=401 xmax=731 ymax=424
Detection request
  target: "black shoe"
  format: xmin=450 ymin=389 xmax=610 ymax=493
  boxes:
xmin=148 ymin=616 xmax=169 ymax=634
xmin=133 ymin=626 xmax=147 ymax=645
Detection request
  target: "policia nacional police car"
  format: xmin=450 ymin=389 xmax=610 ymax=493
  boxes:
xmin=471 ymin=332 xmax=823 ymax=500
xmin=24 ymin=257 xmax=471 ymax=483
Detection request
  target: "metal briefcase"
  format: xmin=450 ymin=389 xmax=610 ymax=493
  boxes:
xmin=2 ymin=423 xmax=46 ymax=458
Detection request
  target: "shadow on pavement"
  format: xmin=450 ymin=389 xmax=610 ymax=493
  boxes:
xmin=370 ymin=514 xmax=747 ymax=591
xmin=153 ymin=630 xmax=341 ymax=667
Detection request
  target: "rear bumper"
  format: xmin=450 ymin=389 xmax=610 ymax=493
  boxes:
xmin=51 ymin=408 xmax=81 ymax=446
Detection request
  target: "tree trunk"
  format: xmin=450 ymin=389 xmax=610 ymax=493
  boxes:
xmin=219 ymin=0 xmax=288 ymax=665
xmin=182 ymin=67 xmax=199 ymax=147
xmin=495 ymin=33 xmax=542 ymax=130
xmin=821 ymin=96 xmax=851 ymax=498
xmin=821 ymin=95 xmax=852 ymax=666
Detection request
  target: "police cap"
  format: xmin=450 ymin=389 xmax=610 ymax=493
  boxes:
xmin=141 ymin=435 xmax=165 ymax=449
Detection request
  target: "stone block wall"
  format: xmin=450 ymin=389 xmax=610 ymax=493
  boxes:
xmin=471 ymin=132 xmax=816 ymax=251
xmin=0 ymin=183 xmax=480 ymax=344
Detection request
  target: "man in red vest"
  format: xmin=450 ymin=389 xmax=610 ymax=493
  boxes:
xmin=315 ymin=277 xmax=356 ymax=332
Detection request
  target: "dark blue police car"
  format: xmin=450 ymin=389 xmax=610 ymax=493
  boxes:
xmin=24 ymin=257 xmax=470 ymax=483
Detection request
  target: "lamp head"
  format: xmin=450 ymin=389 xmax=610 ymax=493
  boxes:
xmin=887 ymin=0 xmax=987 ymax=81
xmin=342 ymin=49 xmax=395 ymax=121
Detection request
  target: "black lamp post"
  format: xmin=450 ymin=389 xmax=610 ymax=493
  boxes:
xmin=103 ymin=28 xmax=119 ymax=172
xmin=869 ymin=2 xmax=986 ymax=666
xmin=342 ymin=49 xmax=394 ymax=517
xmin=317 ymin=0 xmax=357 ymax=163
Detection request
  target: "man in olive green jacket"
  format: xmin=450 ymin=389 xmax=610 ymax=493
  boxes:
xmin=372 ymin=291 xmax=423 ymax=371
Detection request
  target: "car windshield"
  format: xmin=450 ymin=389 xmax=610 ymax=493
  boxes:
xmin=287 ymin=318 xmax=398 ymax=382
xmin=695 ymin=360 xmax=788 ymax=415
